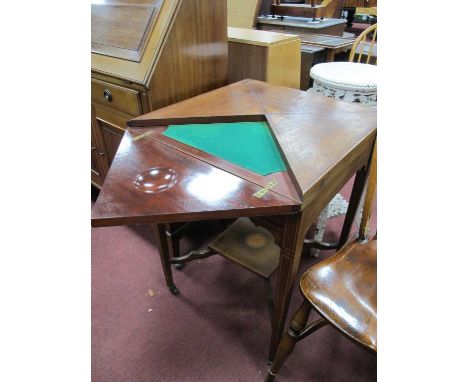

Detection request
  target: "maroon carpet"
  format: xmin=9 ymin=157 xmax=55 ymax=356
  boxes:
xmin=92 ymin=178 xmax=377 ymax=381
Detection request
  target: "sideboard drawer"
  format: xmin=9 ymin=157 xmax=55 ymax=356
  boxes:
xmin=91 ymin=79 xmax=141 ymax=116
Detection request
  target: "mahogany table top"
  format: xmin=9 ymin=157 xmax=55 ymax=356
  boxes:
xmin=92 ymin=79 xmax=376 ymax=228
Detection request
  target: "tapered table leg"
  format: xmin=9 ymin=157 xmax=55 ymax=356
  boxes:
xmin=152 ymin=223 xmax=179 ymax=295
xmin=338 ymin=165 xmax=369 ymax=248
xmin=268 ymin=213 xmax=307 ymax=361
xmin=267 ymin=299 xmax=312 ymax=381
xmin=165 ymin=223 xmax=185 ymax=270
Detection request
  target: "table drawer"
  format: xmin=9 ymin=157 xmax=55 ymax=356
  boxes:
xmin=91 ymin=79 xmax=141 ymax=116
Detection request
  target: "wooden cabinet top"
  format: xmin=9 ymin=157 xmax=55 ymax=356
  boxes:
xmin=91 ymin=0 xmax=181 ymax=85
xmin=257 ymin=15 xmax=346 ymax=30
xmin=228 ymin=27 xmax=299 ymax=47
xmin=299 ymin=33 xmax=355 ymax=48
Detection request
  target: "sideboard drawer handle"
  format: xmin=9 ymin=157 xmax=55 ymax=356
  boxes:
xmin=103 ymin=89 xmax=112 ymax=102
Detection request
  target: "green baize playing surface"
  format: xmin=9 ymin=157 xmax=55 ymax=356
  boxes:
xmin=163 ymin=122 xmax=286 ymax=176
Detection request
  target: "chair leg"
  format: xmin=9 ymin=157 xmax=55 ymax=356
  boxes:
xmin=266 ymin=298 xmax=312 ymax=381
xmin=263 ymin=278 xmax=275 ymax=327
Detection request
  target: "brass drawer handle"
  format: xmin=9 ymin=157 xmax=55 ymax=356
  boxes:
xmin=91 ymin=146 xmax=96 ymax=150
xmin=103 ymin=89 xmax=112 ymax=102
xmin=98 ymin=151 xmax=105 ymax=156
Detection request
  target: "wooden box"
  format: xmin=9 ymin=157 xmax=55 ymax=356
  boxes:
xmin=228 ymin=27 xmax=301 ymax=89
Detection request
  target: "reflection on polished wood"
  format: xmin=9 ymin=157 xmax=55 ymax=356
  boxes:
xmin=301 ymin=239 xmax=377 ymax=349
xmin=92 ymin=79 xmax=376 ymax=361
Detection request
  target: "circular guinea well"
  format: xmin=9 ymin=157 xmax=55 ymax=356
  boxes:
xmin=134 ymin=167 xmax=178 ymax=194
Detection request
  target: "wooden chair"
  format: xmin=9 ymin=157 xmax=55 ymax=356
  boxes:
xmin=266 ymin=143 xmax=377 ymax=381
xmin=349 ymin=22 xmax=377 ymax=64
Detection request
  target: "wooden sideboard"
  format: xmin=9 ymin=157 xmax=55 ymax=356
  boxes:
xmin=91 ymin=0 xmax=228 ymax=188
xmin=228 ymin=27 xmax=301 ymax=89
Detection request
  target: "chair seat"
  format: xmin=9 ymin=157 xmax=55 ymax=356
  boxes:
xmin=310 ymin=62 xmax=377 ymax=92
xmin=300 ymin=239 xmax=377 ymax=351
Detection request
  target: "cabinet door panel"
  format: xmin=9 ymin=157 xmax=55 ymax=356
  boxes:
xmin=99 ymin=120 xmax=125 ymax=167
xmin=91 ymin=107 xmax=108 ymax=187
xmin=91 ymin=147 xmax=99 ymax=173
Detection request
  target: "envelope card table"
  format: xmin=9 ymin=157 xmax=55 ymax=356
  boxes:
xmin=91 ymin=79 xmax=377 ymax=361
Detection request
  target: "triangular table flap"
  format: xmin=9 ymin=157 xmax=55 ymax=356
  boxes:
xmin=127 ymin=79 xmax=376 ymax=128
xmin=91 ymin=130 xmax=300 ymax=228
xmin=248 ymin=79 xmax=376 ymax=115
xmin=128 ymin=80 xmax=265 ymax=127
xmin=266 ymin=109 xmax=376 ymax=197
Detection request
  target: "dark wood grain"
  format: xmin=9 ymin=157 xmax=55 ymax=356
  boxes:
xmin=228 ymin=42 xmax=268 ymax=83
xmin=300 ymin=45 xmax=325 ymax=90
xmin=149 ymin=0 xmax=228 ymax=110
xmin=301 ymin=238 xmax=377 ymax=350
xmin=98 ymin=121 xmax=125 ymax=169
xmin=91 ymin=106 xmax=108 ymax=187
